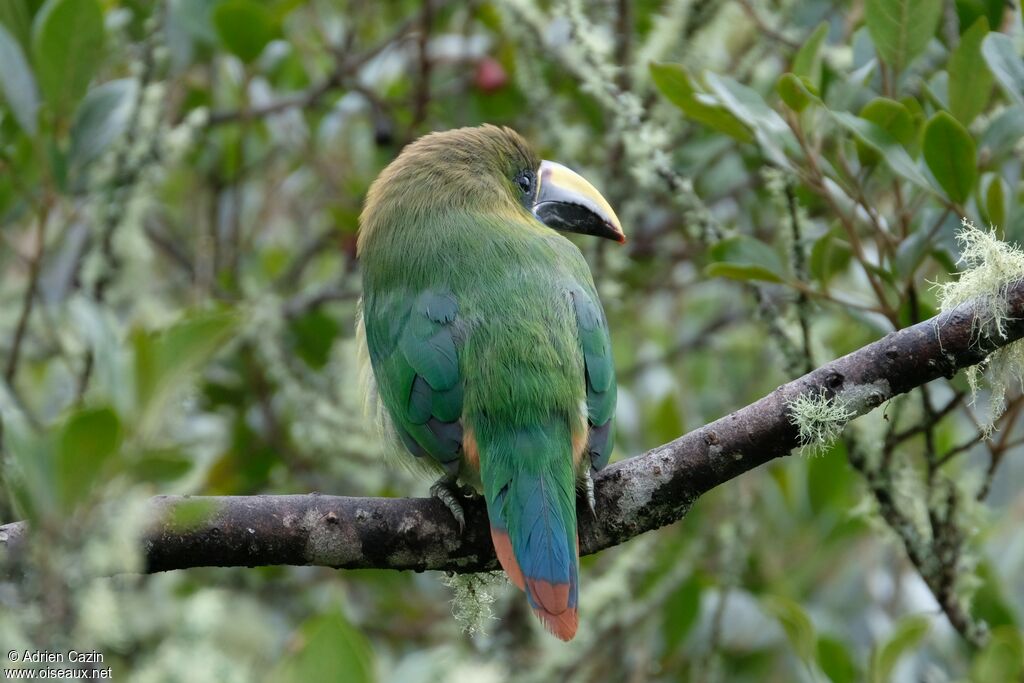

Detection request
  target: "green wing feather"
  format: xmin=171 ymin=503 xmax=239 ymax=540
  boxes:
xmin=365 ymin=289 xmax=465 ymax=469
xmin=569 ymin=284 xmax=616 ymax=470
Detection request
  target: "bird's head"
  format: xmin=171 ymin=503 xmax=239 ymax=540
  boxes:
xmin=359 ymin=125 xmax=624 ymax=249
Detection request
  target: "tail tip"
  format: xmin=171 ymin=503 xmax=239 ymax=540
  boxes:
xmin=535 ymin=606 xmax=578 ymax=641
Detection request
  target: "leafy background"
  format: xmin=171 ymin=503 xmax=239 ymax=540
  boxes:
xmin=2 ymin=0 xmax=1024 ymax=680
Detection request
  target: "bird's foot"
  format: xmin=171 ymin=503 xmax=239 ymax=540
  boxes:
xmin=584 ymin=469 xmax=597 ymax=517
xmin=430 ymin=474 xmax=474 ymax=533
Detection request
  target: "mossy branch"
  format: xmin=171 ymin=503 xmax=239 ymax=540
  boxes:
xmin=3 ymin=282 xmax=1023 ymax=578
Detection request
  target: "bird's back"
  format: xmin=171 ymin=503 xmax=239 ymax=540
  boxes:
xmin=361 ymin=211 xmax=596 ymax=639
xmin=361 ymin=209 xmax=591 ymax=444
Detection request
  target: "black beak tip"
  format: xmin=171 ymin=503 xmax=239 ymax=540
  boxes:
xmin=534 ymin=201 xmax=624 ymax=243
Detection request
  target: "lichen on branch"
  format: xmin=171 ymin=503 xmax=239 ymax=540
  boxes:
xmin=934 ymin=219 xmax=1024 ymax=434
xmin=787 ymin=391 xmax=853 ymax=456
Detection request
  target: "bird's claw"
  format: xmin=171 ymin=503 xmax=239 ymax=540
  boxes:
xmin=430 ymin=475 xmax=470 ymax=533
xmin=584 ymin=469 xmax=597 ymax=517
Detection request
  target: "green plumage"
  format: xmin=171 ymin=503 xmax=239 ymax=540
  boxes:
xmin=358 ymin=126 xmax=617 ymax=640
xmin=363 ymin=210 xmax=602 ymax=468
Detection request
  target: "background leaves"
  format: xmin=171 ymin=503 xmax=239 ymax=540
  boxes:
xmin=923 ymin=111 xmax=977 ymax=203
xmin=212 ymin=0 xmax=276 ymax=64
xmin=1 ymin=1 xmax=1023 ymax=681
xmin=31 ymin=0 xmax=105 ymax=118
xmin=948 ymin=17 xmax=993 ymax=125
xmin=982 ymin=32 xmax=1024 ymax=108
xmin=864 ymin=0 xmax=943 ymax=70
xmin=0 ymin=22 xmax=38 ymax=134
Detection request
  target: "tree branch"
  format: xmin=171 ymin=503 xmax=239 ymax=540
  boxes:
xmin=3 ymin=283 xmax=1024 ymax=575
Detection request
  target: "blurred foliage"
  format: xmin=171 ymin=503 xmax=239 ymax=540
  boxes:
xmin=2 ymin=0 xmax=1024 ymax=681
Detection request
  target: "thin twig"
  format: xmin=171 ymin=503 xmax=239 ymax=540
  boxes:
xmin=735 ymin=0 xmax=800 ymax=49
xmin=786 ymin=182 xmax=814 ymax=373
xmin=5 ymin=204 xmax=49 ymax=385
xmin=409 ymin=0 xmax=433 ymax=133
xmin=887 ymin=389 xmax=965 ymax=445
xmin=206 ymin=12 xmax=424 ymax=127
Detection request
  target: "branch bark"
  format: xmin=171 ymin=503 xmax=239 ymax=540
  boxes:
xmin=2 ymin=283 xmax=1023 ymax=575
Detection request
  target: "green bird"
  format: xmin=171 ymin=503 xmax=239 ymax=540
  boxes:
xmin=358 ymin=125 xmax=622 ymax=640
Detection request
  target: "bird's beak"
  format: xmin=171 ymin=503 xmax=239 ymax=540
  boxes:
xmin=532 ymin=160 xmax=625 ymax=243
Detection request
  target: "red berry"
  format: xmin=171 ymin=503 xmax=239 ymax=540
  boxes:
xmin=475 ymin=58 xmax=508 ymax=93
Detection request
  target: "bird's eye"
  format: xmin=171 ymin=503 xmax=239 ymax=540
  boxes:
xmin=515 ymin=172 xmax=532 ymax=195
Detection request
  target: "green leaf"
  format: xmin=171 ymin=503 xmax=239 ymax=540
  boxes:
xmin=287 ymin=309 xmax=340 ymax=369
xmin=865 ymin=0 xmax=942 ymax=70
xmin=47 ymin=135 xmax=68 ymax=193
xmin=134 ymin=309 xmax=239 ymax=433
xmin=706 ymin=235 xmax=786 ymax=283
xmin=170 ymin=0 xmax=220 ymax=45
xmin=899 ymin=95 xmax=925 ymax=125
xmin=649 ymin=62 xmax=753 ymax=142
xmin=0 ymin=0 xmax=32 ymax=51
xmin=127 ymin=449 xmax=193 ymax=483
xmin=831 ymin=111 xmax=931 ymax=190
xmin=981 ymin=105 xmax=1024 ymax=155
xmin=31 ymin=0 xmax=105 ymax=117
xmin=869 ymin=615 xmax=930 ymax=683
xmin=165 ymin=0 xmax=218 ymax=69
xmin=949 ymin=18 xmax=993 ymax=125
xmin=4 ymin=422 xmax=59 ymax=522
xmin=817 ymin=636 xmax=860 ymax=683
xmin=70 ymin=79 xmax=138 ymax=170
xmin=0 ymin=21 xmax=38 ymax=134
xmin=954 ymin=0 xmax=1007 ymax=29
xmin=662 ymin=575 xmax=703 ymax=654
xmin=212 ymin=0 xmax=276 ymax=64
xmin=982 ymin=32 xmax=1024 ymax=108
xmin=58 ymin=407 xmax=122 ymax=511
xmin=980 ymin=172 xmax=1007 ymax=228
xmin=860 ymin=97 xmax=916 ymax=147
xmin=809 ymin=230 xmax=853 ymax=282
xmin=705 ymin=72 xmax=799 ymax=167
xmin=792 ymin=21 xmax=829 ymax=87
xmin=972 ymin=561 xmax=1018 ymax=628
xmin=856 ymin=97 xmax=915 ymax=165
xmin=777 ymin=73 xmax=819 ymax=112
xmin=762 ymin=595 xmax=816 ymax=664
xmin=972 ymin=626 xmax=1024 ymax=682
xmin=270 ymin=613 xmax=375 ymax=683
xmin=922 ymin=111 xmax=977 ymax=203
xmin=923 ymin=70 xmax=950 ymax=110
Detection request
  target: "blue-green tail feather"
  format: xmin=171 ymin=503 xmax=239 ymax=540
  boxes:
xmin=480 ymin=419 xmax=580 ymax=640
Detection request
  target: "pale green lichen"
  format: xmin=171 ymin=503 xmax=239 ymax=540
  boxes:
xmin=441 ymin=572 xmax=504 ymax=637
xmin=934 ymin=219 xmax=1024 ymax=435
xmin=788 ymin=391 xmax=854 ymax=456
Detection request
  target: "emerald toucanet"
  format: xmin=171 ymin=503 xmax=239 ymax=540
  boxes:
xmin=357 ymin=125 xmax=622 ymax=640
